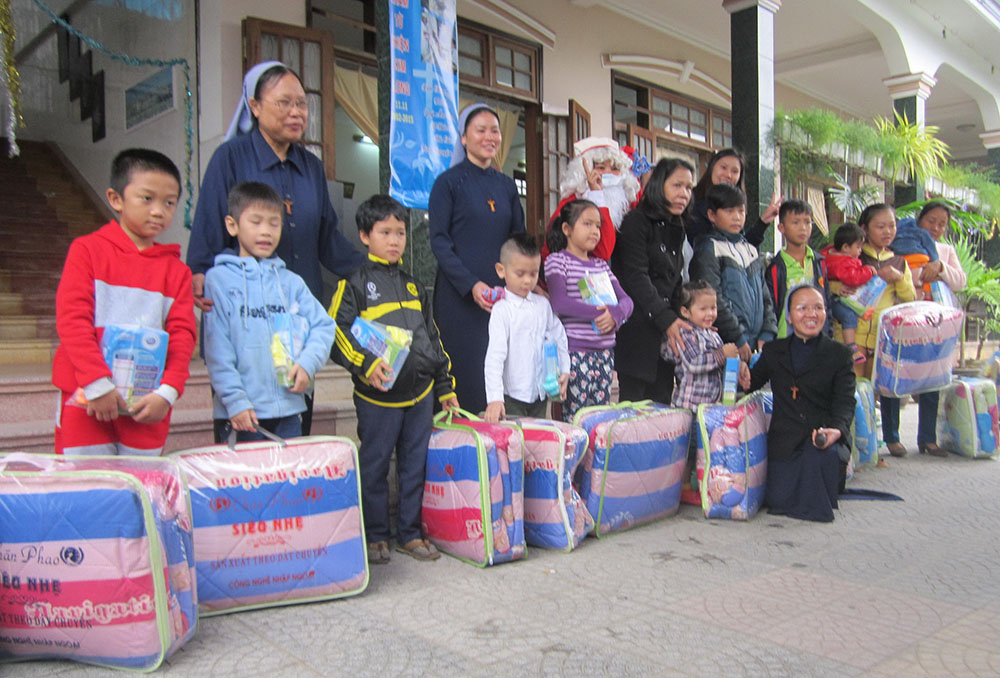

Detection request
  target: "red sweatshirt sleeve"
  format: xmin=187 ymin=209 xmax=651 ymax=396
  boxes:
xmin=55 ymin=240 xmax=112 ymax=390
xmin=160 ymin=262 xmax=197 ymax=397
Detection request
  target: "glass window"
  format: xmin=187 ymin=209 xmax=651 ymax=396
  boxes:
xmin=261 ymin=34 xmax=279 ymax=61
xmin=514 ymin=51 xmax=530 ymax=71
xmin=672 ymin=102 xmax=688 ymax=118
xmin=514 ymin=72 xmax=531 ymax=91
xmin=283 ymin=38 xmax=301 ymax=74
xmin=652 ymin=96 xmax=670 ymax=114
xmin=459 ymin=55 xmax=483 ymax=78
xmin=458 ymin=33 xmax=482 ymax=57
xmin=302 ymin=42 xmax=321 ymax=90
xmin=495 ymin=45 xmax=512 ymax=66
xmin=690 ymin=109 xmax=705 ymax=126
xmin=496 ymin=66 xmax=513 ymax=87
xmin=653 ymin=113 xmax=670 ymax=132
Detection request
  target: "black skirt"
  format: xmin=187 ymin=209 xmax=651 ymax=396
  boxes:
xmin=765 ymin=440 xmax=841 ymax=523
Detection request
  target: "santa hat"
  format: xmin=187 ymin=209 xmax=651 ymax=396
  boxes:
xmin=573 ymin=136 xmax=620 ymax=158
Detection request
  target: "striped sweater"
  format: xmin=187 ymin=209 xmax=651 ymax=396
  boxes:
xmin=544 ymin=250 xmax=634 ymax=352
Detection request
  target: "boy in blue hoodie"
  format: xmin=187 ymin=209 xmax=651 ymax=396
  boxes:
xmin=204 ymin=182 xmax=336 ymax=441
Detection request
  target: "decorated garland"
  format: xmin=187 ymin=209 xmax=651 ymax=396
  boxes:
xmin=1 ymin=0 xmax=24 ymax=157
xmin=29 ymin=0 xmax=196 ymax=226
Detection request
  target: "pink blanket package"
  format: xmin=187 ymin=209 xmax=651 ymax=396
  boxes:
xmin=873 ymin=301 xmax=964 ymax=397
xmin=0 ymin=454 xmax=196 ymax=671
xmin=422 ymin=414 xmax=526 ymax=567
xmin=513 ymin=418 xmax=593 ymax=551
xmin=171 ymin=436 xmax=368 ymax=615
xmin=695 ymin=394 xmax=768 ymax=520
xmin=573 ymin=402 xmax=691 ymax=537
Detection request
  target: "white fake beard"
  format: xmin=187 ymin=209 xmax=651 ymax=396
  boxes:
xmin=604 ymin=184 xmax=630 ymax=230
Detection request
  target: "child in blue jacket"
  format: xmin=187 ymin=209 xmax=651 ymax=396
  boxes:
xmin=204 ymin=182 xmax=336 ymax=441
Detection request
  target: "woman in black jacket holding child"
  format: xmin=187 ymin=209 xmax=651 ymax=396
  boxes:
xmin=611 ymin=158 xmax=696 ymax=404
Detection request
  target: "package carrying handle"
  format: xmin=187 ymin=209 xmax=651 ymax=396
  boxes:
xmin=226 ymin=424 xmax=288 ymax=450
xmin=0 ymin=452 xmax=61 ymax=473
xmin=433 ymin=407 xmax=483 ymax=426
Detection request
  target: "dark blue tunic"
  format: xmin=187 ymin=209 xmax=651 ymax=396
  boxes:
xmin=187 ymin=129 xmax=363 ymax=300
xmin=429 ymin=159 xmax=525 ymax=412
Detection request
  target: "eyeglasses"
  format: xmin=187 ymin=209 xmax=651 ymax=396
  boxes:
xmin=263 ymin=98 xmax=308 ymax=113
xmin=792 ymin=304 xmax=825 ymax=314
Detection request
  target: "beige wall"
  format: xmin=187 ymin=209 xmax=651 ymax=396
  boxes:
xmin=198 ymin=1 xmax=307 ymax=166
xmin=457 ymin=0 xmax=845 ymax=136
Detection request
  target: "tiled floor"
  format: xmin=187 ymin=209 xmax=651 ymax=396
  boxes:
xmin=11 ymin=402 xmax=1000 ymax=677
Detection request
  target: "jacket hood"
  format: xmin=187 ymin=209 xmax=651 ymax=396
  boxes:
xmin=98 ymin=220 xmax=181 ymax=259
xmin=212 ymin=250 xmax=288 ymax=277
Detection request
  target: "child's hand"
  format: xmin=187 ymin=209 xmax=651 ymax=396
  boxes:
xmin=129 ymin=393 xmax=170 ymax=423
xmin=441 ymin=396 xmax=460 ymax=412
xmin=737 ymin=343 xmax=752 ymax=362
xmin=484 ymin=401 xmax=505 ymax=422
xmin=738 ymin=361 xmax=751 ymax=390
xmin=558 ymin=373 xmax=570 ymax=401
xmin=87 ymin=390 xmax=128 ymax=422
xmin=878 ymin=265 xmax=903 ymax=283
xmin=593 ymin=306 xmax=616 ymax=333
xmin=722 ymin=343 xmax=739 ymax=359
xmin=368 ymin=360 xmax=393 ymax=391
xmin=287 ymin=364 xmax=311 ymax=393
xmin=231 ymin=409 xmax=258 ymax=432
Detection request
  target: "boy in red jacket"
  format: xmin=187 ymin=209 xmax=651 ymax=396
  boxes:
xmin=53 ymin=149 xmax=196 ymax=454
xmin=822 ymin=222 xmax=877 ymax=364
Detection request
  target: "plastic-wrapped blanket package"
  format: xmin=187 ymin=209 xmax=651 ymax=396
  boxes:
xmin=0 ymin=454 xmax=196 ymax=671
xmin=937 ymin=378 xmax=1000 ymax=459
xmin=514 ymin=418 xmax=593 ymax=551
xmin=695 ymin=394 xmax=768 ymax=520
xmin=872 ymin=301 xmax=963 ymax=397
xmin=573 ymin=403 xmax=690 ymax=537
xmin=853 ymin=378 xmax=880 ymax=467
xmin=423 ymin=416 xmax=526 ymax=566
xmin=171 ymin=436 xmax=368 ymax=615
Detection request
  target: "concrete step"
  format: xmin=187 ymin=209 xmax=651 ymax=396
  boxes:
xmin=0 ymin=361 xmax=360 ymax=453
xmin=0 ymin=339 xmax=57 ymax=364
xmin=0 ymin=315 xmax=58 ymax=340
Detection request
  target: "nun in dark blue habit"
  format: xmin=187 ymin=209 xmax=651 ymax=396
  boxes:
xmin=429 ymin=103 xmax=525 ymax=413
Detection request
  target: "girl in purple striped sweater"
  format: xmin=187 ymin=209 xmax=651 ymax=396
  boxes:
xmin=544 ymin=199 xmax=634 ymax=422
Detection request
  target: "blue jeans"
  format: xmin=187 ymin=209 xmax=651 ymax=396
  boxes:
xmin=355 ymin=393 xmax=433 ymax=544
xmin=880 ymin=391 xmax=940 ymax=446
xmin=831 ymin=297 xmax=858 ymax=330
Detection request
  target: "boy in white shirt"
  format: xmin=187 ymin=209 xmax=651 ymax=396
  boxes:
xmin=484 ymin=234 xmax=570 ymax=421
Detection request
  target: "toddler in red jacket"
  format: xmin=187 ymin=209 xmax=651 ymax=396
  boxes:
xmin=52 ymin=149 xmax=196 ymax=454
xmin=822 ymin=223 xmax=876 ymax=363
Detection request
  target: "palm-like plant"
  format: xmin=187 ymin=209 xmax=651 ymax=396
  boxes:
xmin=951 ymin=233 xmax=1000 ymax=365
xmin=874 ymin=112 xmax=950 ymax=184
xmin=826 ymin=168 xmax=881 ymax=220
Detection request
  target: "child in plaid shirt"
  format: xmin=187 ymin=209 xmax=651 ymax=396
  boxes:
xmin=662 ymin=280 xmax=739 ymax=411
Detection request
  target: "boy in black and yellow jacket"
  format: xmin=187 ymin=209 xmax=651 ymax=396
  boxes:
xmin=329 ymin=195 xmax=458 ymax=565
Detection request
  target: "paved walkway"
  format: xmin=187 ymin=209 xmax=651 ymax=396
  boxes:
xmin=15 ymin=402 xmax=1000 ymax=677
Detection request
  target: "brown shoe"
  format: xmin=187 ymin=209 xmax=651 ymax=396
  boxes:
xmin=367 ymin=541 xmax=390 ymax=564
xmin=919 ymin=443 xmax=948 ymax=457
xmin=886 ymin=442 xmax=908 ymax=458
xmin=396 ymin=539 xmax=440 ymax=561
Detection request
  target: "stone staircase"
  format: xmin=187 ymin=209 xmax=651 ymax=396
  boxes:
xmin=0 ymin=139 xmax=107 ymax=365
xmin=0 ymin=138 xmax=361 ymax=453
xmin=0 ymin=360 xmax=360 ymax=454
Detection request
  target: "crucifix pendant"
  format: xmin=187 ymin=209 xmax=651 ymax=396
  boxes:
xmin=487 ymin=199 xmax=496 ymax=213
xmin=790 ymin=385 xmax=799 ymax=400
xmin=283 ymin=198 xmax=294 ymax=215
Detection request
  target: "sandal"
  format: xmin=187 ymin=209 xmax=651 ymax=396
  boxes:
xmin=919 ymin=443 xmax=948 ymax=457
xmin=886 ymin=442 xmax=908 ymax=458
xmin=396 ymin=539 xmax=440 ymax=561
xmin=367 ymin=541 xmax=390 ymax=564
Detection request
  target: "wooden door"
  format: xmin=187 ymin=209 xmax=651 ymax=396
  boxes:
xmin=568 ymin=99 xmax=590 ymax=150
xmin=244 ymin=17 xmax=336 ymax=178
